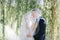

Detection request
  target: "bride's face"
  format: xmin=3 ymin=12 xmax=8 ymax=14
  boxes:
xmin=32 ymin=11 xmax=38 ymax=18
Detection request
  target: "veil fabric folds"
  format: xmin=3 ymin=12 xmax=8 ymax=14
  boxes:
xmin=20 ymin=9 xmax=42 ymax=40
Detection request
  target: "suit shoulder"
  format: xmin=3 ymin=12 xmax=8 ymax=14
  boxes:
xmin=39 ymin=18 xmax=46 ymax=24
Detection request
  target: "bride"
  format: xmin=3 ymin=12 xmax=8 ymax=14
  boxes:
xmin=20 ymin=8 xmax=42 ymax=40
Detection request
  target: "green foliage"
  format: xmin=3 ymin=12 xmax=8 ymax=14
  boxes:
xmin=0 ymin=0 xmax=56 ymax=40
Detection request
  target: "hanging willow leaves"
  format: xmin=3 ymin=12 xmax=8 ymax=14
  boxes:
xmin=1 ymin=0 xmax=5 ymax=40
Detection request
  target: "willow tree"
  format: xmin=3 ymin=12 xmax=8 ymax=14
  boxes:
xmin=44 ymin=0 xmax=60 ymax=40
xmin=1 ymin=0 xmax=5 ymax=40
xmin=43 ymin=0 xmax=54 ymax=40
xmin=1 ymin=0 xmax=59 ymax=40
xmin=53 ymin=0 xmax=60 ymax=40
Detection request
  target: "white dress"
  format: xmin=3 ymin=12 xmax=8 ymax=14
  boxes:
xmin=20 ymin=12 xmax=34 ymax=40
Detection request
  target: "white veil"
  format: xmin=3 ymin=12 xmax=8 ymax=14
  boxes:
xmin=20 ymin=8 xmax=42 ymax=40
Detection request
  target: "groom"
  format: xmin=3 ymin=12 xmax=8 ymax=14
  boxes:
xmin=26 ymin=9 xmax=46 ymax=40
xmin=33 ymin=17 xmax=46 ymax=40
xmin=33 ymin=10 xmax=46 ymax=40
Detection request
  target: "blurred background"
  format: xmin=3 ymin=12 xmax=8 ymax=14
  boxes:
xmin=0 ymin=0 xmax=60 ymax=40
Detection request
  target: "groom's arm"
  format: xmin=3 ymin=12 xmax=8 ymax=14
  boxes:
xmin=33 ymin=18 xmax=46 ymax=38
xmin=39 ymin=18 xmax=46 ymax=35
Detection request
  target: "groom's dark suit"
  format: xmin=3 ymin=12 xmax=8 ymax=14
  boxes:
xmin=33 ymin=17 xmax=46 ymax=40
